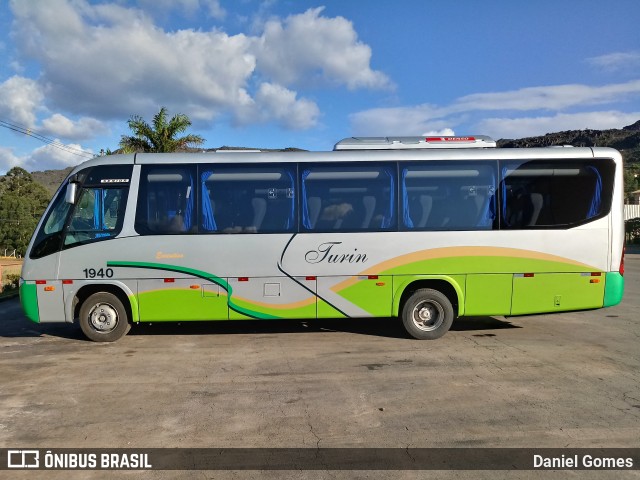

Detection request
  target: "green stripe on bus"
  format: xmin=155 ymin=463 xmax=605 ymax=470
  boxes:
xmin=603 ymin=272 xmax=624 ymax=307
xmin=107 ymin=261 xmax=279 ymax=320
xmin=20 ymin=282 xmax=39 ymax=323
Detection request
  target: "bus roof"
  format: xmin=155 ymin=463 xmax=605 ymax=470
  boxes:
xmin=333 ymin=136 xmax=497 ymax=150
xmin=63 ymin=146 xmax=622 ymax=177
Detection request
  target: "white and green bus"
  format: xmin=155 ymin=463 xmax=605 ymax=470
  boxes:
xmin=19 ymin=136 xmax=625 ymax=342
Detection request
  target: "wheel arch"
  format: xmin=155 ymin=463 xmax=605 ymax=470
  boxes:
xmin=393 ymin=275 xmax=465 ymax=318
xmin=69 ymin=281 xmax=138 ymax=324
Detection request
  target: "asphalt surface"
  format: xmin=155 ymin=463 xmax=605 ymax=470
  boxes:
xmin=1 ymin=255 xmax=639 ymax=480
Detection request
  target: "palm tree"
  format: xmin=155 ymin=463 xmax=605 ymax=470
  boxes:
xmin=119 ymin=107 xmax=205 ymax=153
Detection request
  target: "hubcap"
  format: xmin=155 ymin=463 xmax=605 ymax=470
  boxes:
xmin=88 ymin=303 xmax=118 ymax=333
xmin=411 ymin=300 xmax=444 ymax=331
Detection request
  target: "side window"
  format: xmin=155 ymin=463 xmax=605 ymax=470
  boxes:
xmin=43 ymin=195 xmax=73 ymax=236
xmin=30 ymin=186 xmax=74 ymax=259
xmin=200 ymin=165 xmax=296 ymax=234
xmin=301 ymin=164 xmax=396 ymax=232
xmin=500 ymin=160 xmax=614 ymax=228
xmin=64 ymin=187 xmax=127 ymax=247
xmin=401 ymin=161 xmax=497 ymax=230
xmin=135 ymin=166 xmax=195 ymax=234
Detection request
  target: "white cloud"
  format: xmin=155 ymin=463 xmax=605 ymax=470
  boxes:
xmin=22 ymin=142 xmax=92 ymax=172
xmin=255 ymin=7 xmax=391 ymax=90
xmin=350 ymin=105 xmax=460 ymax=136
xmin=1 ymin=141 xmax=92 ymax=175
xmin=203 ymin=0 xmax=226 ymax=20
xmin=422 ymin=128 xmax=455 ymax=137
xmin=138 ymin=0 xmax=199 ymax=14
xmin=0 ymin=76 xmax=44 ymax=126
xmin=453 ymin=80 xmax=640 ymax=112
xmin=476 ymin=111 xmax=640 ymax=139
xmin=350 ymin=80 xmax=640 ymax=138
xmin=237 ymin=83 xmax=320 ymax=129
xmin=0 ymin=147 xmax=21 ymax=173
xmin=586 ymin=51 xmax=640 ymax=72
xmin=8 ymin=1 xmax=387 ymax=132
xmin=10 ymin=1 xmax=256 ymax=120
xmin=137 ymin=0 xmax=226 ymax=20
xmin=41 ymin=114 xmax=108 ymax=141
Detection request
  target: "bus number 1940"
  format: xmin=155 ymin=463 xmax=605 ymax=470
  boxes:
xmin=83 ymin=268 xmax=114 ymax=279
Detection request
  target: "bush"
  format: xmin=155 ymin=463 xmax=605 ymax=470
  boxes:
xmin=2 ymin=272 xmax=20 ymax=292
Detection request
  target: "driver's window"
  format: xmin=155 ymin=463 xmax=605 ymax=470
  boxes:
xmin=69 ymin=188 xmax=97 ymax=232
xmin=64 ymin=188 xmax=126 ymax=247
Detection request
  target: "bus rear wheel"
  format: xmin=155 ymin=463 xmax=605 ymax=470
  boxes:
xmin=78 ymin=292 xmax=130 ymax=342
xmin=401 ymin=288 xmax=454 ymax=340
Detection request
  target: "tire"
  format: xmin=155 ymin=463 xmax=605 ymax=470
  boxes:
xmin=78 ymin=292 xmax=131 ymax=342
xmin=401 ymin=288 xmax=455 ymax=340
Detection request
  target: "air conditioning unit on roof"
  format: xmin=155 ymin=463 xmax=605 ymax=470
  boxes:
xmin=333 ymin=136 xmax=496 ymax=150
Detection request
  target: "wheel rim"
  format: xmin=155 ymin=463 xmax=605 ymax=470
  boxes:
xmin=411 ymin=300 xmax=445 ymax=332
xmin=88 ymin=302 xmax=118 ymax=333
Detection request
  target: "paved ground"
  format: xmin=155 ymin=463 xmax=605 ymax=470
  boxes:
xmin=1 ymin=255 xmax=639 ymax=479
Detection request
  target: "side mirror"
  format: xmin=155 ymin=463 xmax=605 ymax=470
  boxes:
xmin=65 ymin=182 xmax=78 ymax=204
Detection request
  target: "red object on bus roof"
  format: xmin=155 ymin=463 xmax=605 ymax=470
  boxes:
xmin=425 ymin=136 xmax=476 ymax=142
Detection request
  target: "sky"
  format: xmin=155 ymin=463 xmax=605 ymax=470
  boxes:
xmin=1 ymin=0 xmax=640 ymax=174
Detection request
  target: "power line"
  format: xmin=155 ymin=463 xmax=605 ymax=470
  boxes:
xmin=0 ymin=118 xmax=94 ymax=158
xmin=0 ymin=118 xmax=95 ymax=159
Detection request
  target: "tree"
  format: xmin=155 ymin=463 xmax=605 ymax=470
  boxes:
xmin=119 ymin=106 xmax=205 ymax=153
xmin=0 ymin=167 xmax=51 ymax=255
xmin=624 ymin=167 xmax=639 ymax=203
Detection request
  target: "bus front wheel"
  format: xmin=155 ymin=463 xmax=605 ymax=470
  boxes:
xmin=401 ymin=288 xmax=454 ymax=340
xmin=78 ymin=292 xmax=130 ymax=342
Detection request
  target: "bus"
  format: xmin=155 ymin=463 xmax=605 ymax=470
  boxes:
xmin=19 ymin=136 xmax=625 ymax=342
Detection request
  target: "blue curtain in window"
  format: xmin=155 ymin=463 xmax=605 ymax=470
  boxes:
xmin=200 ymin=170 xmax=217 ymax=231
xmin=401 ymin=168 xmax=413 ymax=228
xmin=500 ymin=165 xmax=510 ymax=227
xmin=102 ymin=189 xmax=109 ymax=230
xmin=94 ymin=189 xmax=113 ymax=238
xmin=92 ymin=189 xmax=100 ymax=230
xmin=184 ymin=173 xmax=194 ymax=231
xmin=477 ymin=170 xmax=497 ymax=228
xmin=382 ymin=167 xmax=395 ymax=228
xmin=285 ymin=170 xmax=295 ymax=229
xmin=301 ymin=169 xmax=312 ymax=229
xmin=586 ymin=166 xmax=602 ymax=218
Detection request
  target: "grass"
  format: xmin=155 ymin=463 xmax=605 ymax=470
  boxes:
xmin=0 ymin=258 xmax=22 ymax=298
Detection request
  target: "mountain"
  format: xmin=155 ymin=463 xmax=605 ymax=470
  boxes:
xmin=30 ymin=167 xmax=74 ymax=195
xmin=497 ymin=121 xmax=640 ymax=165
